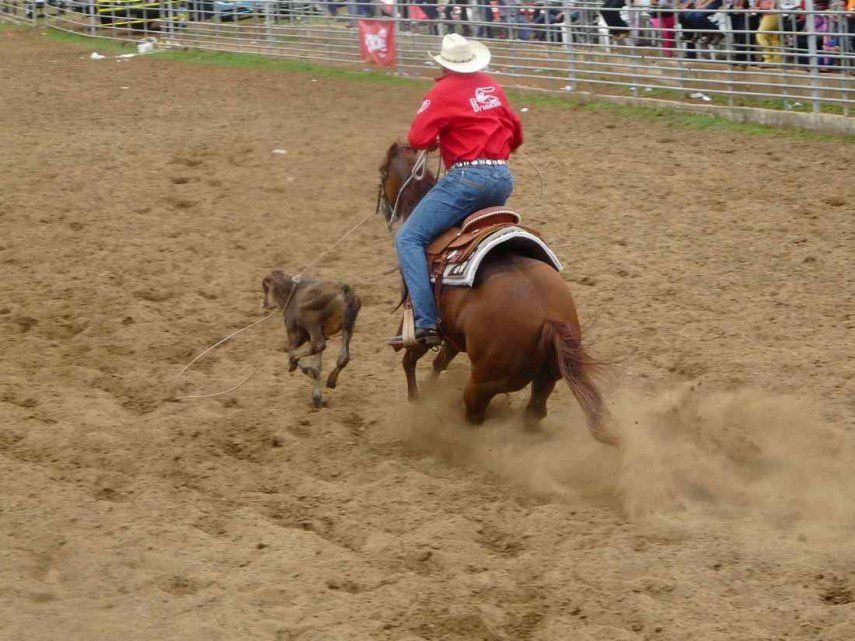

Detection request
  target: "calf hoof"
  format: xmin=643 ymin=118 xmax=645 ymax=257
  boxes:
xmin=312 ymin=394 xmax=323 ymax=409
xmin=288 ymin=358 xmax=298 ymax=373
xmin=325 ymin=374 xmax=338 ymax=389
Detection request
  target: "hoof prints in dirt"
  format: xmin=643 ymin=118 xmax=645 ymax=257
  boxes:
xmin=92 ymin=374 xmax=160 ymax=415
xmin=476 ymin=525 xmax=525 ymax=558
xmin=818 ymin=575 xmax=854 ymax=605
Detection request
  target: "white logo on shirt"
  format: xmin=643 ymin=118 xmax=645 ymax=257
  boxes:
xmin=417 ymin=99 xmax=431 ymax=114
xmin=469 ymin=87 xmax=501 ymax=113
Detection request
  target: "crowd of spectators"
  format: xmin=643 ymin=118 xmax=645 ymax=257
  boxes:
xmin=323 ymin=0 xmax=855 ymax=68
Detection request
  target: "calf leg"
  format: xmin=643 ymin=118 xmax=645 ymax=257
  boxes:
xmin=525 ymin=369 xmax=558 ymax=429
xmin=288 ymin=324 xmax=326 ymax=370
xmin=299 ymin=353 xmax=324 ymax=408
xmin=326 ymin=327 xmax=352 ymax=390
xmin=403 ymin=344 xmax=429 ymax=402
xmin=286 ymin=328 xmax=308 ymax=373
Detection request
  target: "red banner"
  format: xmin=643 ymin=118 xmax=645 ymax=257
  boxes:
xmin=358 ymin=20 xmax=396 ymax=68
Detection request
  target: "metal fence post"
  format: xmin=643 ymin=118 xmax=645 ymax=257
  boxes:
xmin=724 ymin=12 xmax=735 ymax=107
xmin=778 ymin=10 xmax=790 ymax=110
xmin=629 ymin=5 xmax=639 ymax=98
xmin=265 ymin=0 xmax=274 ymax=54
xmin=392 ymin=0 xmax=400 ymax=74
xmin=674 ymin=8 xmax=688 ymax=96
xmin=844 ymin=11 xmax=852 ymax=116
xmin=564 ymin=6 xmax=577 ymax=92
xmin=804 ymin=0 xmax=821 ymax=113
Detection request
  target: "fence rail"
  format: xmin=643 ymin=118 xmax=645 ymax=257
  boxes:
xmin=3 ymin=0 xmax=854 ymax=115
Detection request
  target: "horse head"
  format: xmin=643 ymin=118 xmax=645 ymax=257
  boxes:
xmin=377 ymin=141 xmax=436 ymax=228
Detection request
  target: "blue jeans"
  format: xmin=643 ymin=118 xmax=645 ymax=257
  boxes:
xmin=395 ymin=164 xmax=514 ymax=330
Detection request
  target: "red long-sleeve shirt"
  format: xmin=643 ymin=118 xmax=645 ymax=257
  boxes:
xmin=407 ymin=71 xmax=524 ymax=169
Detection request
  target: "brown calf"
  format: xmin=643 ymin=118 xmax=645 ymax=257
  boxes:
xmin=262 ymin=269 xmax=361 ymax=407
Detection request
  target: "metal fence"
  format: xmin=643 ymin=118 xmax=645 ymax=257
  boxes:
xmin=4 ymin=0 xmax=854 ymax=115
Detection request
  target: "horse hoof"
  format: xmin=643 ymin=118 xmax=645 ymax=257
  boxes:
xmin=465 ymin=413 xmax=485 ymax=425
xmin=523 ymin=419 xmax=545 ymax=434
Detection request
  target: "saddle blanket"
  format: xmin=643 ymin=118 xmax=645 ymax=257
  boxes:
xmin=429 ymin=215 xmax=563 ymax=287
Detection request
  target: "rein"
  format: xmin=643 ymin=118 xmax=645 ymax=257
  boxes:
xmin=378 ymin=148 xmax=430 ymax=229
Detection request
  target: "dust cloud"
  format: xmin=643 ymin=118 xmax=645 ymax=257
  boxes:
xmin=398 ymin=375 xmax=855 ymax=542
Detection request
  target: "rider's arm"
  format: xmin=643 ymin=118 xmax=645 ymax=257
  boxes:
xmin=510 ymin=109 xmax=524 ymax=152
xmin=407 ymin=95 xmax=446 ymax=151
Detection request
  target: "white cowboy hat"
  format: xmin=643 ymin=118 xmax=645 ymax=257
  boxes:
xmin=431 ymin=33 xmax=490 ymax=73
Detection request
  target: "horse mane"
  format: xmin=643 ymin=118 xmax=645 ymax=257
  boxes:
xmin=398 ymin=175 xmax=436 ymax=221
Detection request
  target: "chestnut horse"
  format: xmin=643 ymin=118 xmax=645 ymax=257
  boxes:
xmin=379 ymin=143 xmax=617 ymax=445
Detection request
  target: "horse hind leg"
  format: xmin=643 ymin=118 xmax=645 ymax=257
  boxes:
xmin=525 ymin=368 xmax=557 ymax=429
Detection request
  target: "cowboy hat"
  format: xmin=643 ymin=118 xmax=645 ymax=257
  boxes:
xmin=431 ymin=33 xmax=490 ymax=73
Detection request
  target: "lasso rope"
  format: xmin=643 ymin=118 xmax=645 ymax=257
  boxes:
xmin=170 ymin=366 xmax=262 ymax=401
xmin=172 ymin=209 xmax=378 ymax=402
xmin=518 ymin=149 xmax=546 ymax=197
xmin=175 ymin=312 xmax=276 ymax=380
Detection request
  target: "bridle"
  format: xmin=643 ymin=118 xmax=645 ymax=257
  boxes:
xmin=376 ymin=147 xmax=430 ymax=230
xmin=375 ymin=166 xmax=394 ymax=226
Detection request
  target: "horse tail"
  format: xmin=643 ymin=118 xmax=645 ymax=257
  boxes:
xmin=541 ymin=320 xmax=618 ymax=446
xmin=341 ymin=285 xmax=361 ymax=332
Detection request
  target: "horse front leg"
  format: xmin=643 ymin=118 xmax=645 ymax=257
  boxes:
xmin=402 ymin=344 xmax=429 ymax=401
xmin=430 ymin=343 xmax=459 ymax=381
xmin=463 ymin=370 xmax=500 ymax=425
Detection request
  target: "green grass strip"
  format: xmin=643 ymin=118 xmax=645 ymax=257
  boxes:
xmin=38 ymin=25 xmax=854 ymax=142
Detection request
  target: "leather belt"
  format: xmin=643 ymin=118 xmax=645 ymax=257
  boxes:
xmin=449 ymin=159 xmax=508 ymax=170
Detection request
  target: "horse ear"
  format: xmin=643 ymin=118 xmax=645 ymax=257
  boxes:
xmin=380 ymin=141 xmax=398 ymax=172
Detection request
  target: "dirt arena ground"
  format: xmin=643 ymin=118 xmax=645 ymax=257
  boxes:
xmin=2 ymin=27 xmax=854 ymax=641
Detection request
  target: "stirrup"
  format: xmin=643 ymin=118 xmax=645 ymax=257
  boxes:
xmin=386 ymin=327 xmax=442 ymax=348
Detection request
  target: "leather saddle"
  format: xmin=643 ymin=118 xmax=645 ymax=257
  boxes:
xmin=391 ymin=206 xmax=562 ymax=348
xmin=424 ymin=206 xmax=561 ymax=302
xmin=427 ymin=207 xmax=521 ymax=270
